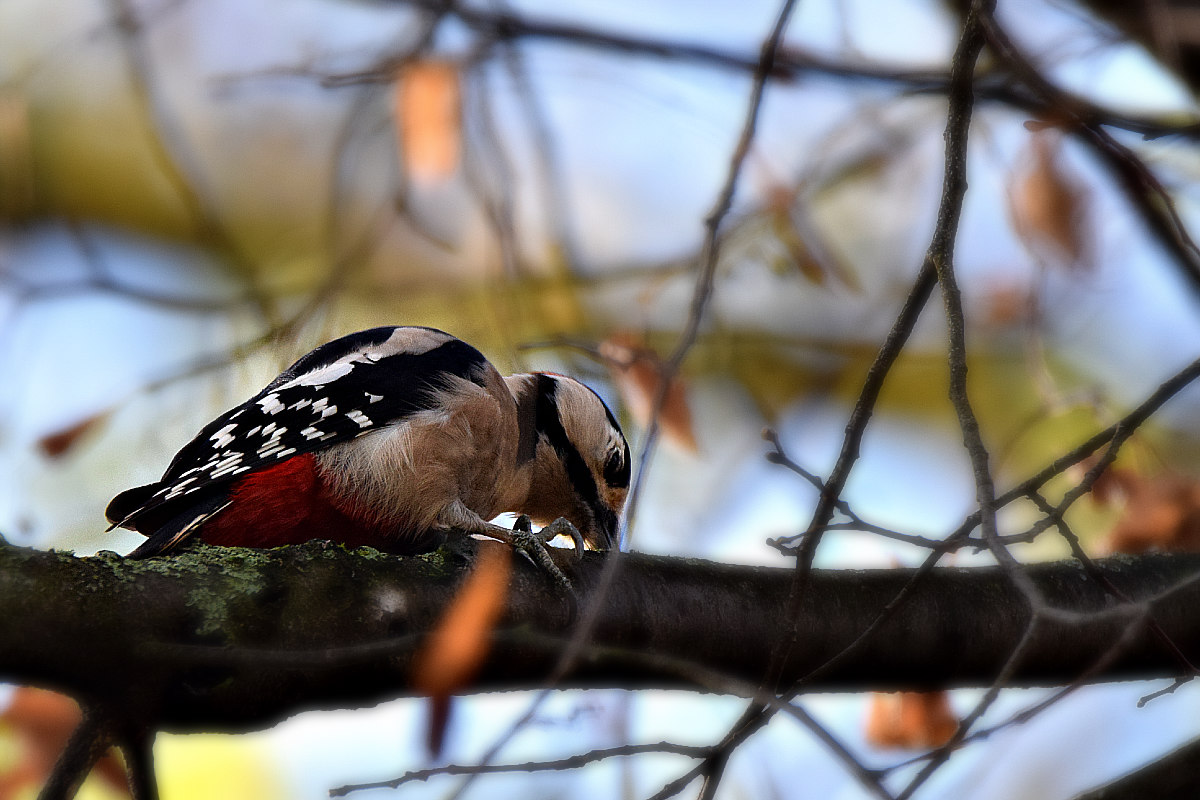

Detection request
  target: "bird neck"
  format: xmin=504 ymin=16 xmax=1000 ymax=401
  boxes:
xmin=504 ymin=373 xmax=541 ymax=467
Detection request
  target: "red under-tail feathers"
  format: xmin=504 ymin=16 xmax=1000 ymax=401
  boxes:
xmin=196 ymin=453 xmax=385 ymax=550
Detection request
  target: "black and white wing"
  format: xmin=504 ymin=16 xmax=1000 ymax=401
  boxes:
xmin=106 ymin=326 xmax=492 ymax=530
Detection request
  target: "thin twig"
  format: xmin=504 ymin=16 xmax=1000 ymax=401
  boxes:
xmin=1028 ymin=491 xmax=1199 ymax=676
xmin=676 ymin=5 xmax=1002 ymax=797
xmin=932 ymin=0 xmax=1040 ymax=599
xmin=461 ymin=50 xmax=523 ymax=278
xmin=895 ymin=615 xmax=1037 ymax=800
xmin=882 ymin=599 xmax=1150 ymax=778
xmin=787 ymin=703 xmax=897 ymax=800
xmin=1138 ymin=677 xmax=1190 ymax=707
xmin=764 ymin=429 xmax=947 ymax=550
xmin=331 ymin=742 xmax=707 ymax=796
xmin=38 ymin=707 xmax=115 ymax=800
xmin=977 ymin=10 xmax=1200 ymax=299
xmin=104 ymin=0 xmax=278 ymax=325
xmin=562 ymin=2 xmax=804 ymax=798
xmin=495 ymin=18 xmax=583 ymax=271
xmin=119 ymin=730 xmax=159 ymax=800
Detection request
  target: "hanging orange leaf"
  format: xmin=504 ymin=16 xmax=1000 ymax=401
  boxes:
xmin=1008 ymin=129 xmax=1091 ymax=271
xmin=0 ymin=687 xmax=128 ymax=798
xmin=598 ymin=332 xmax=698 ymax=453
xmin=865 ymin=690 xmax=959 ymax=750
xmin=393 ymin=60 xmax=461 ymax=183
xmin=411 ymin=541 xmax=512 ymax=756
xmin=37 ymin=410 xmax=111 ymax=459
xmin=1097 ymin=471 xmax=1200 ymax=555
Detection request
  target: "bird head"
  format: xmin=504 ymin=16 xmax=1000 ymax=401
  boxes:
xmin=509 ymin=372 xmax=630 ymax=549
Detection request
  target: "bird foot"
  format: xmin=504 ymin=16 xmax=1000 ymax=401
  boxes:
xmin=437 ymin=509 xmax=582 ymax=595
xmin=504 ymin=515 xmax=579 ymax=593
xmin=517 ymin=515 xmax=586 ymax=557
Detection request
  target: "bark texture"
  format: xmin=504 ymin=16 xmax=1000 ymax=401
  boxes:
xmin=1 ymin=537 xmax=1198 ymax=734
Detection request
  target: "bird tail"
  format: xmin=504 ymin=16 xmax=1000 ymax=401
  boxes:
xmin=124 ymin=496 xmax=232 ymax=559
xmin=104 ymin=483 xmax=160 ymax=531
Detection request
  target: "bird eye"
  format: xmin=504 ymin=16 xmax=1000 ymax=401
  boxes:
xmin=602 ymin=448 xmax=630 ymax=488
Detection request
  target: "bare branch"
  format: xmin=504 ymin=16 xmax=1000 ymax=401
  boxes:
xmin=978 ymin=11 xmax=1200 ymax=299
xmin=104 ymin=0 xmax=279 ymax=324
xmin=331 ymin=741 xmax=707 ymax=796
xmin=37 ymin=708 xmax=115 ymax=800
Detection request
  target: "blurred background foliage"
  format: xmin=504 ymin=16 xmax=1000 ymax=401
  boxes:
xmin=3 ymin=0 xmax=1200 ymax=797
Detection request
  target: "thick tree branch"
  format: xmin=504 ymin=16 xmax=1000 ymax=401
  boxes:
xmin=1 ymin=538 xmax=1200 ymax=736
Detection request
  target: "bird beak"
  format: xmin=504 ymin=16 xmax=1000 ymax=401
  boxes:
xmin=588 ymin=504 xmax=621 ymax=551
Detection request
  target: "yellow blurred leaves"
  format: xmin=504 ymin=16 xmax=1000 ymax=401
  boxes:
xmin=0 ymin=90 xmax=34 ymax=220
xmin=0 ymin=689 xmax=288 ymax=800
xmin=156 ymin=733 xmax=285 ymax=800
xmin=393 ymin=61 xmax=462 ymax=184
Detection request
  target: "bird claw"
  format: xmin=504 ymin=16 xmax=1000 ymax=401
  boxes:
xmin=506 ymin=515 xmax=583 ymax=592
xmin=521 ymin=515 xmax=586 ymax=558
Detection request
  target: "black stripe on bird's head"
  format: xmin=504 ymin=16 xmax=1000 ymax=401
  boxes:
xmin=530 ymin=373 xmax=628 ymax=550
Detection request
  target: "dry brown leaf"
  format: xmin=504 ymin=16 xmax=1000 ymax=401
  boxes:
xmin=979 ymin=279 xmax=1036 ymax=328
xmin=1097 ymin=471 xmax=1200 ymax=555
xmin=1009 ymin=129 xmax=1091 ymax=271
xmin=0 ymin=687 xmax=128 ymax=798
xmin=394 ymin=60 xmax=461 ymax=183
xmin=1069 ymin=457 xmax=1135 ymax=509
xmin=865 ymin=691 xmax=959 ymax=750
xmin=37 ymin=411 xmax=111 ymax=459
xmin=0 ymin=90 xmax=35 ymax=219
xmin=598 ymin=332 xmax=698 ymax=453
xmin=411 ymin=542 xmax=512 ymax=755
xmin=764 ymin=185 xmax=861 ymax=291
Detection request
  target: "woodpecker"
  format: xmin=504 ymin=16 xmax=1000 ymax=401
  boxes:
xmin=106 ymin=326 xmax=630 ymax=572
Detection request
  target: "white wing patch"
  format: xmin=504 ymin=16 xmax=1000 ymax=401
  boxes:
xmin=131 ymin=327 xmax=471 ymax=515
xmin=274 ymin=328 xmax=452 ymax=392
xmin=209 ymin=423 xmax=238 ymax=449
xmin=285 ymin=360 xmax=356 ymax=387
xmin=258 ymin=393 xmax=284 ymax=415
